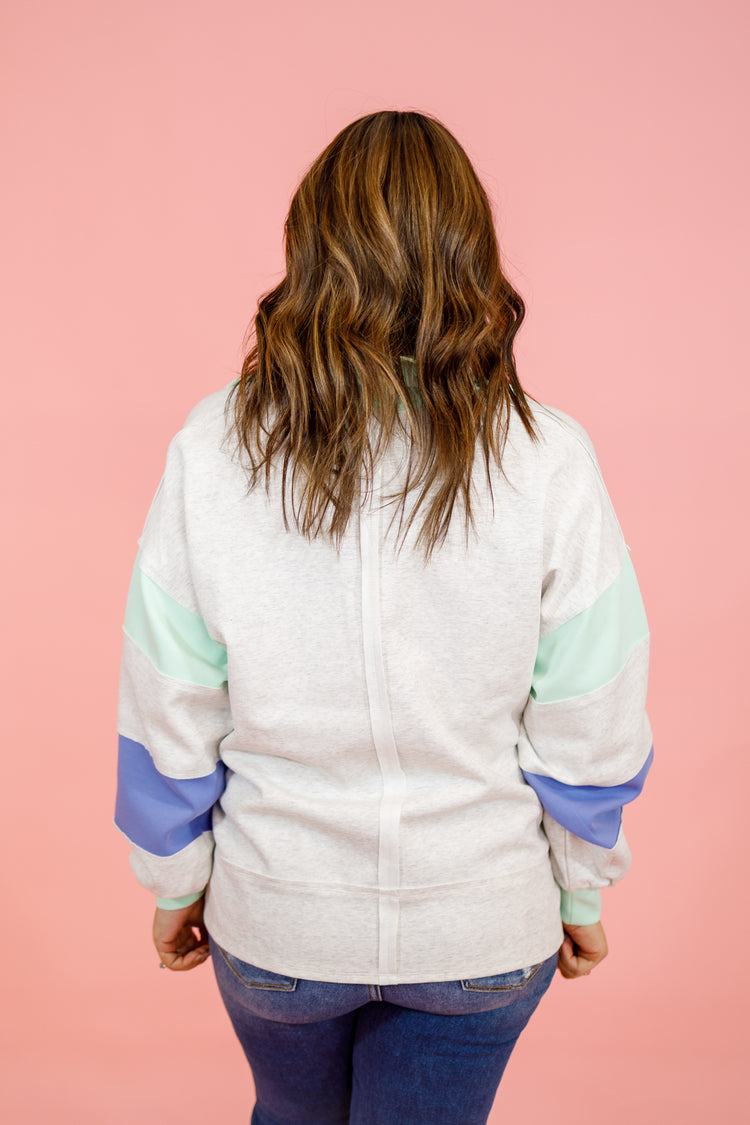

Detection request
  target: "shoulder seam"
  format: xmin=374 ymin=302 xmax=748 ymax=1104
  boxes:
xmin=534 ymin=405 xmax=629 ymax=552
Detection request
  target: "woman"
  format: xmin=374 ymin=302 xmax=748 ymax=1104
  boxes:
xmin=115 ymin=110 xmax=653 ymax=1124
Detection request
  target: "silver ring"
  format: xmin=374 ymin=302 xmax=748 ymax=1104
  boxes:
xmin=159 ymin=963 xmax=167 ymax=969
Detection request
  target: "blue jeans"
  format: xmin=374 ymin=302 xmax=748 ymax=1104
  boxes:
xmin=209 ymin=933 xmax=558 ymax=1124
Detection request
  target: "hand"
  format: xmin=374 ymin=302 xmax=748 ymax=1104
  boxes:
xmin=557 ymin=920 xmax=608 ymax=980
xmin=153 ymin=896 xmax=210 ymax=972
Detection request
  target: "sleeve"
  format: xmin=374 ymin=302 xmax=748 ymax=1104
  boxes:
xmin=517 ymin=417 xmax=653 ymax=918
xmin=114 ymin=433 xmax=233 ymax=901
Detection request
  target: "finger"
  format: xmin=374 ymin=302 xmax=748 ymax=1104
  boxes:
xmin=159 ymin=946 xmax=211 ymax=972
xmin=155 ymin=931 xmax=208 ymax=967
xmin=557 ymin=944 xmax=595 ymax=979
xmin=557 ymin=955 xmax=572 ymax=979
xmin=557 ymin=946 xmax=579 ymax=979
xmin=157 ymin=941 xmax=210 ymax=965
xmin=157 ymin=928 xmax=208 ymax=958
xmin=559 ymin=935 xmax=575 ymax=963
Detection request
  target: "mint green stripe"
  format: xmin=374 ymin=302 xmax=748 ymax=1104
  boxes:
xmin=156 ymin=891 xmax=205 ymax=910
xmin=396 ymin=357 xmax=480 ymax=408
xmin=559 ymin=888 xmax=601 ymax=925
xmin=531 ymin=553 xmax=648 ymax=704
xmin=124 ymin=556 xmax=227 ymax=688
xmin=397 ymin=356 xmax=423 ymax=409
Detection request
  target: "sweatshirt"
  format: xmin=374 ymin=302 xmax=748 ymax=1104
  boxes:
xmin=115 ymin=376 xmax=653 ymax=985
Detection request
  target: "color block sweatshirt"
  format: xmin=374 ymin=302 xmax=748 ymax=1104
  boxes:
xmin=115 ymin=380 xmax=653 ymax=985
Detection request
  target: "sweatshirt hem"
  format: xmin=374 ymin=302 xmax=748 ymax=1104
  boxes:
xmin=203 ymin=855 xmax=564 ymax=985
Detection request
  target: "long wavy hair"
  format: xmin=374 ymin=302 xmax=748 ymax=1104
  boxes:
xmin=227 ymin=110 xmax=538 ymax=559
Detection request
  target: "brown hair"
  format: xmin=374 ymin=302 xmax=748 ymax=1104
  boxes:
xmin=227 ymin=110 xmax=538 ymax=559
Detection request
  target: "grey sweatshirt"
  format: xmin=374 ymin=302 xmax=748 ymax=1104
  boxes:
xmin=115 ymin=382 xmax=653 ymax=985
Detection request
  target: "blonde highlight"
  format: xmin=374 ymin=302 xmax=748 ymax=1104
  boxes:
xmin=227 ymin=110 xmax=538 ymax=559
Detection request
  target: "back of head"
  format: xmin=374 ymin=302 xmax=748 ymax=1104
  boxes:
xmin=229 ymin=110 xmax=537 ymax=559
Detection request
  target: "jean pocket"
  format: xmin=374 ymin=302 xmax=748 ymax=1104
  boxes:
xmin=460 ymin=959 xmax=547 ymax=992
xmin=215 ymin=943 xmax=298 ymax=991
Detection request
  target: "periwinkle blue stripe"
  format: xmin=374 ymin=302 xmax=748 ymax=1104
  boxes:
xmin=522 ymin=744 xmax=654 ymax=848
xmin=115 ymin=734 xmax=227 ymax=857
xmin=531 ymin=553 xmax=649 ymax=704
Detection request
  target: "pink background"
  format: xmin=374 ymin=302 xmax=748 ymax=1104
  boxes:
xmin=2 ymin=0 xmax=747 ymax=1120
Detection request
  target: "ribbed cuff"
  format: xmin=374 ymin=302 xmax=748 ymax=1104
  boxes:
xmin=559 ymin=888 xmax=601 ymax=925
xmin=155 ymin=890 xmax=205 ymax=910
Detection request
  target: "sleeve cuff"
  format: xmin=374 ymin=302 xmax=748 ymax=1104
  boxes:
xmin=155 ymin=890 xmax=205 ymax=910
xmin=559 ymin=887 xmax=601 ymax=925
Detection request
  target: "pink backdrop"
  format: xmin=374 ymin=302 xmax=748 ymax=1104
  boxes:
xmin=2 ymin=0 xmax=747 ymax=1120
